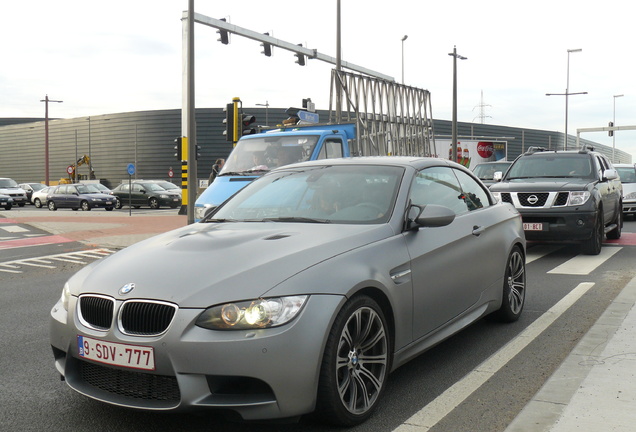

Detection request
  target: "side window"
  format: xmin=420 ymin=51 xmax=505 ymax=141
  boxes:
xmin=57 ymin=186 xmax=66 ymax=194
xmin=121 ymin=184 xmax=129 ymax=192
xmin=409 ymin=166 xmax=468 ymax=215
xmin=317 ymin=138 xmax=344 ymax=160
xmin=133 ymin=184 xmax=143 ymax=192
xmin=453 ymin=169 xmax=490 ymax=211
xmin=595 ymin=156 xmax=608 ymax=179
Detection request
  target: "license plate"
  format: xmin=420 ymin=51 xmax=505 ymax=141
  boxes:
xmin=106 ymin=201 xmax=112 ymax=205
xmin=77 ymin=335 xmax=155 ymax=370
xmin=523 ymin=222 xmax=543 ymax=231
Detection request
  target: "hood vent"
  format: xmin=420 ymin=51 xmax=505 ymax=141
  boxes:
xmin=263 ymin=234 xmax=291 ymax=240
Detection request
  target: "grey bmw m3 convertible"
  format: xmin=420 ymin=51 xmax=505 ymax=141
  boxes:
xmin=50 ymin=156 xmax=526 ymax=426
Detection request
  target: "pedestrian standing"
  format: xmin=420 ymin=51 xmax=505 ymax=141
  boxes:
xmin=208 ymin=158 xmax=225 ymax=185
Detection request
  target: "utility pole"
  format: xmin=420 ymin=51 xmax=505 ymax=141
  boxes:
xmin=40 ymin=95 xmax=63 ymax=186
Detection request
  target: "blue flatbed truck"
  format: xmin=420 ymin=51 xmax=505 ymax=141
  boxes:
xmin=194 ymin=123 xmax=356 ymax=221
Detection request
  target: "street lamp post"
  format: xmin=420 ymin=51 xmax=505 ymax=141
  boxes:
xmin=40 ymin=95 xmax=63 ymax=185
xmin=546 ymin=48 xmax=586 ymax=150
xmin=613 ymin=94 xmax=624 ymax=163
xmin=449 ymin=46 xmax=467 ymax=162
xmin=401 ymin=35 xmax=408 ymax=84
xmin=256 ymin=101 xmax=270 ymax=126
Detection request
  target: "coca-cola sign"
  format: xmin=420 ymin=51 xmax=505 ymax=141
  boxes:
xmin=477 ymin=142 xmax=494 ymax=158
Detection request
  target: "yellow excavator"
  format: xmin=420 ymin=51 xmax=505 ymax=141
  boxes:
xmin=60 ymin=155 xmax=91 ymax=184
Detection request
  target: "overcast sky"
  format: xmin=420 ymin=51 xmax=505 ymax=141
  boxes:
xmin=3 ymin=0 xmax=636 ymax=158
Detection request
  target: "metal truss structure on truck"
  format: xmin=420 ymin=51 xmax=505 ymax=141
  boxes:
xmin=329 ymin=69 xmax=435 ymax=158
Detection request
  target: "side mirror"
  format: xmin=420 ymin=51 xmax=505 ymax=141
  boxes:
xmin=493 ymin=171 xmax=503 ymax=182
xmin=603 ymin=168 xmax=618 ymax=181
xmin=407 ymin=204 xmax=455 ymax=230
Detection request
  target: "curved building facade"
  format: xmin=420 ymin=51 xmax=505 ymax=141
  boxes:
xmin=0 ymin=108 xmax=631 ymax=188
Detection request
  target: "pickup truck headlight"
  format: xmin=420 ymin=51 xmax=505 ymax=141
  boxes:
xmin=196 ymin=296 xmax=308 ymax=330
xmin=568 ymin=191 xmax=591 ymax=206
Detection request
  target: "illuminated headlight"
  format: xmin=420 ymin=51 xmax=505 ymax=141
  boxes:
xmin=491 ymin=192 xmax=502 ymax=203
xmin=196 ymin=296 xmax=308 ymax=330
xmin=568 ymin=191 xmax=591 ymax=206
xmin=625 ymin=192 xmax=636 ymax=200
xmin=61 ymin=282 xmax=71 ymax=311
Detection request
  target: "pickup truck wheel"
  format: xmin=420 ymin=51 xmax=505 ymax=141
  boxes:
xmin=607 ymin=208 xmax=622 ymax=240
xmin=582 ymin=212 xmax=603 ymax=255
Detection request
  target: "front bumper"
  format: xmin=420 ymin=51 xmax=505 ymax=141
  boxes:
xmin=50 ymin=294 xmax=344 ymax=420
xmin=520 ymin=209 xmax=597 ymax=242
xmin=623 ymin=200 xmax=636 ymax=215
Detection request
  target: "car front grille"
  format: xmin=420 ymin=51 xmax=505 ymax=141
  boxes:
xmin=77 ymin=296 xmax=177 ymax=335
xmin=119 ymin=301 xmax=177 ymax=336
xmin=79 ymin=360 xmax=180 ymax=403
xmin=518 ymin=192 xmax=549 ymax=207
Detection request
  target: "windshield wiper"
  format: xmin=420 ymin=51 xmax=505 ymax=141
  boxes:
xmin=203 ymin=218 xmax=237 ymax=223
xmin=218 ymin=171 xmax=260 ymax=177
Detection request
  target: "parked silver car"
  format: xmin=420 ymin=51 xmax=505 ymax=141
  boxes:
xmin=614 ymin=163 xmax=636 ymax=218
xmin=50 ymin=157 xmax=526 ymax=426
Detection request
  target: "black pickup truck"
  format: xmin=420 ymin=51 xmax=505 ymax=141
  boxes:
xmin=489 ymin=146 xmax=623 ymax=255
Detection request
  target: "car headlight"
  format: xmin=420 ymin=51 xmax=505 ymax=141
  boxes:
xmin=160 ymin=194 xmax=169 ymax=199
xmin=196 ymin=296 xmax=308 ymax=330
xmin=568 ymin=191 xmax=591 ymax=206
xmin=625 ymin=192 xmax=636 ymax=200
xmin=61 ymin=282 xmax=71 ymax=311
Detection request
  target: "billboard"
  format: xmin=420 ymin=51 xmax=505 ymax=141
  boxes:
xmin=433 ymin=140 xmax=507 ymax=169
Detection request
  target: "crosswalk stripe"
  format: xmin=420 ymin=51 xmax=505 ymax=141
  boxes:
xmin=547 ymin=247 xmax=622 ymax=275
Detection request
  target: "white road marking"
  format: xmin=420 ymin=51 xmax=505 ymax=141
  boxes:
xmin=1 ymin=225 xmax=29 ymax=233
xmin=393 ymin=282 xmax=596 ymax=432
xmin=0 ymin=248 xmax=116 ymax=274
xmin=548 ymin=247 xmax=622 ymax=275
xmin=525 ymin=245 xmax=563 ymax=264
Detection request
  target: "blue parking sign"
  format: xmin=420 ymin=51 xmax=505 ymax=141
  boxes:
xmin=127 ymin=163 xmax=136 ymax=176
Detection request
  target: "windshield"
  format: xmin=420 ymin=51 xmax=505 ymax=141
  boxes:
xmin=507 ymin=155 xmax=593 ymax=179
xmin=616 ymin=167 xmax=636 ymax=183
xmin=157 ymin=181 xmax=179 ymax=190
xmin=76 ymin=184 xmax=102 ymax=194
xmin=220 ymin=135 xmax=319 ymax=175
xmin=210 ymin=165 xmax=404 ymax=225
xmin=0 ymin=179 xmax=19 ymax=188
xmin=472 ymin=162 xmax=511 ymax=180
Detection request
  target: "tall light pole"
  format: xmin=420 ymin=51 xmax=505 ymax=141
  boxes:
xmin=256 ymin=101 xmax=270 ymax=126
xmin=613 ymin=94 xmax=624 ymax=163
xmin=401 ymin=35 xmax=408 ymax=84
xmin=546 ymin=48 xmax=586 ymax=150
xmin=449 ymin=46 xmax=467 ymax=162
xmin=40 ymin=95 xmax=63 ymax=186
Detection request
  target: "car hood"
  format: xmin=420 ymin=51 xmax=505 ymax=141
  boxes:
xmin=491 ymin=177 xmax=593 ymax=192
xmin=69 ymin=222 xmax=395 ymax=307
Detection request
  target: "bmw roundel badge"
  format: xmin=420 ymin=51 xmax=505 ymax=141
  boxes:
xmin=119 ymin=283 xmax=135 ymax=296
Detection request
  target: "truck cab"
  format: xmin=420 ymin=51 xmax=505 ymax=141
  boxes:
xmin=194 ymin=123 xmax=355 ymax=221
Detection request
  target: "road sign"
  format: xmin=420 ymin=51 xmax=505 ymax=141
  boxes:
xmin=127 ymin=163 xmax=136 ymax=176
xmin=168 ymin=168 xmax=174 ymax=178
xmin=67 ymin=165 xmax=74 ymax=175
xmin=297 ymin=110 xmax=319 ymax=124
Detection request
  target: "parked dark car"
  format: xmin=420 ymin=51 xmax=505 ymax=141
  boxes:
xmin=47 ymin=184 xmax=116 ymax=211
xmin=112 ymin=181 xmax=181 ymax=209
xmin=19 ymin=182 xmax=47 ymax=203
xmin=0 ymin=193 xmax=14 ymax=210
xmin=490 ymin=145 xmax=622 ymax=255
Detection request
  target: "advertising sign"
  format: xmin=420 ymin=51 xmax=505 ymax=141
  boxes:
xmin=433 ymin=140 xmax=506 ymax=169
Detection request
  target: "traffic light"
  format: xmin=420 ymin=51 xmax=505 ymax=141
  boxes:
xmin=173 ymin=137 xmax=182 ymax=161
xmin=217 ymin=18 xmax=229 ymax=45
xmin=609 ymin=121 xmax=614 ymax=137
xmin=295 ymin=44 xmax=306 ymax=66
xmin=195 ymin=144 xmax=202 ymax=160
xmin=242 ymin=113 xmax=257 ymax=136
xmin=223 ymin=103 xmax=234 ymax=142
xmin=261 ymin=32 xmax=272 ymax=57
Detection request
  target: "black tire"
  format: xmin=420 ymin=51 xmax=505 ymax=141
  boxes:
xmin=149 ymin=197 xmax=159 ymax=209
xmin=81 ymin=200 xmax=91 ymax=211
xmin=582 ymin=211 xmax=603 ymax=255
xmin=34 ymin=198 xmax=42 ymax=208
xmin=4 ymin=204 xmax=11 ymax=210
xmin=105 ymin=207 xmax=114 ymax=211
xmin=491 ymin=245 xmax=526 ymax=322
xmin=607 ymin=208 xmax=622 ymax=240
xmin=115 ymin=198 xmax=122 ymax=209
xmin=18 ymin=203 xmax=25 ymax=207
xmin=316 ymin=295 xmax=390 ymax=426
xmin=48 ymin=201 xmax=57 ymax=211
xmin=72 ymin=208 xmax=79 ymax=211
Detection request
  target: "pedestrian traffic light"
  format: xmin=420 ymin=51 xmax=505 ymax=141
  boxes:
xmin=261 ymin=32 xmax=272 ymax=57
xmin=609 ymin=121 xmax=614 ymax=137
xmin=223 ymin=103 xmax=234 ymax=142
xmin=173 ymin=137 xmax=182 ymax=161
xmin=242 ymin=113 xmax=257 ymax=136
xmin=217 ymin=18 xmax=229 ymax=45
xmin=295 ymin=44 xmax=306 ymax=66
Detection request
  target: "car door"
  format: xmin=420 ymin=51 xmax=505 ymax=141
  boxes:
xmin=132 ymin=184 xmax=146 ymax=206
xmin=595 ymin=156 xmax=619 ymax=223
xmin=67 ymin=185 xmax=82 ymax=208
xmin=404 ymin=166 xmax=504 ymax=339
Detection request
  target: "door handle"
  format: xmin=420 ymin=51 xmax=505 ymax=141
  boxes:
xmin=472 ymin=225 xmax=485 ymax=236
